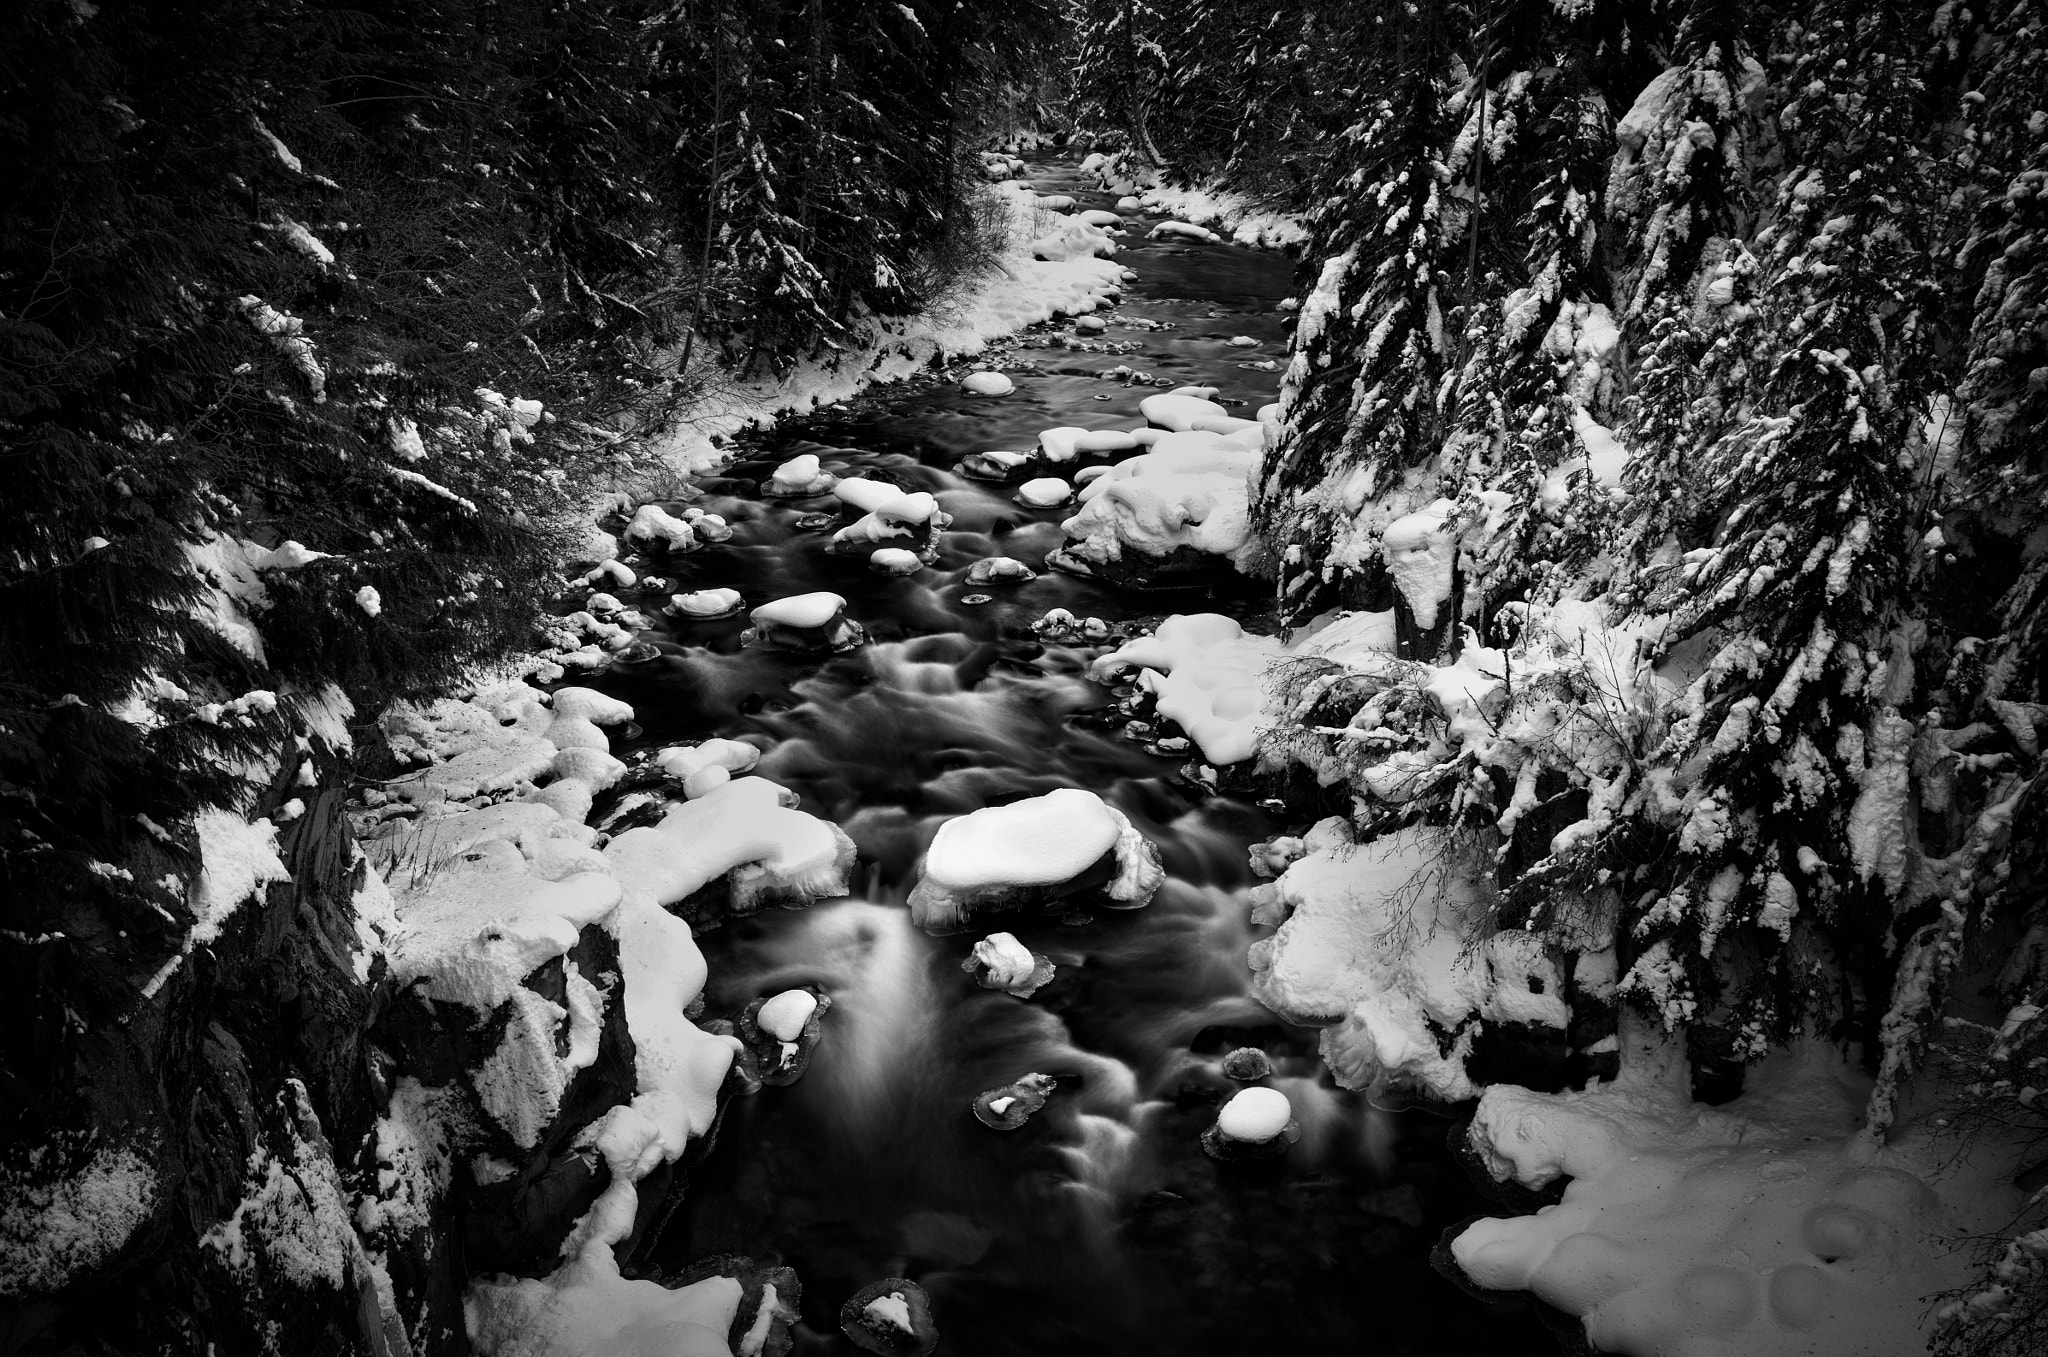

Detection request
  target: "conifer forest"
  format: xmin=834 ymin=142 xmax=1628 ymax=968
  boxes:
xmin=3 ymin=1 xmax=2045 ymax=1354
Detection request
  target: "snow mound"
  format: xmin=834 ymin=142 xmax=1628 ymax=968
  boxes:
xmin=764 ymin=453 xmax=836 ymax=496
xmin=1052 ymin=431 xmax=1262 ymax=574
xmin=1246 ymin=822 xmax=1565 ymax=1103
xmin=1139 ymin=392 xmax=1230 ymax=431
xmin=1451 ymin=1031 xmax=2013 ymax=1357
xmin=961 ymin=371 xmax=1014 ymax=397
xmin=1015 ymin=477 xmax=1073 ymax=508
xmin=1092 ymin=614 xmax=1282 ymax=764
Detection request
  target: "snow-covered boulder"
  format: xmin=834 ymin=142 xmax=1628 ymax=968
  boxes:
xmin=960 ymin=932 xmax=1056 ymax=997
xmin=666 ymin=587 xmax=744 ymax=620
xmin=1202 ymin=1086 xmax=1298 ymax=1160
xmin=829 ymin=488 xmax=947 ymax=561
xmin=605 ymin=775 xmax=858 ymax=924
xmin=906 ymin=788 xmax=1163 ymax=932
xmin=1014 ymin=477 xmax=1073 ymax=508
xmin=1089 ymin=614 xmax=1283 ymax=766
xmin=762 ymin=453 xmax=836 ymax=497
xmin=737 ymin=986 xmax=830 ymax=1086
xmin=742 ymin=592 xmax=865 ymax=653
xmin=1246 ymin=821 xmax=1582 ymax=1105
xmin=1045 ymin=428 xmax=1263 ymax=587
xmin=965 ymin=557 xmax=1037 ymax=586
xmin=840 ymin=1278 xmax=938 ymax=1357
xmin=961 ymin=371 xmax=1013 ymax=396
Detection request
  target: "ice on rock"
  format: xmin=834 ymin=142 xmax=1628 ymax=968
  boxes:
xmin=763 ymin=453 xmax=836 ymax=497
xmin=907 ymin=787 xmax=1163 ymax=931
xmin=870 ymin=547 xmax=924 ymax=575
xmin=757 ymin=989 xmax=818 ymax=1042
xmin=666 ymin=587 xmax=743 ymax=619
xmin=744 ymin=591 xmax=864 ymax=652
xmin=962 ymin=931 xmax=1056 ymax=997
xmin=961 ymin=371 xmax=1014 ymax=396
xmin=1014 ymin=477 xmax=1073 ymax=508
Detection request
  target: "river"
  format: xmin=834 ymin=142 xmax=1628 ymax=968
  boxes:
xmin=583 ymin=156 xmax=1549 ymax=1356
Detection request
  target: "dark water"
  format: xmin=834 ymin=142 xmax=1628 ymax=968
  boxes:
xmin=590 ymin=158 xmax=1546 ymax=1355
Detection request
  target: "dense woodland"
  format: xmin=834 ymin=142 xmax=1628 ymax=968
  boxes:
xmin=1070 ymin=0 xmax=2047 ymax=1347
xmin=3 ymin=0 xmax=2046 ymax=1351
xmin=0 ymin=0 xmax=1057 ymax=1347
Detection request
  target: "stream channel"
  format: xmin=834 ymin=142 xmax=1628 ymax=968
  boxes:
xmin=585 ymin=156 xmax=1550 ymax=1356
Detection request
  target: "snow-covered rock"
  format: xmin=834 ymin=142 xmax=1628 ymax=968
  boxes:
xmin=961 ymin=932 xmax=1056 ymax=997
xmin=743 ymin=592 xmax=865 ymax=653
xmin=961 ymin=371 xmax=1014 ymax=396
xmin=906 ymin=788 xmax=1163 ymax=932
xmin=763 ymin=453 xmax=836 ymax=497
xmin=666 ymin=587 xmax=743 ymax=619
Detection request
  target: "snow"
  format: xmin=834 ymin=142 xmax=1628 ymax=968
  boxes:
xmin=1380 ymin=499 xmax=1458 ymax=631
xmin=1139 ymin=392 xmax=1230 ymax=431
xmin=1092 ymin=615 xmax=1282 ymax=765
xmin=1451 ymin=1026 xmax=2019 ymax=1357
xmin=764 ymin=453 xmax=835 ymax=495
xmin=870 ymin=547 xmax=924 ymax=574
xmin=353 ymin=584 xmax=382 ymax=616
xmin=918 ymin=789 xmax=1122 ymax=891
xmin=1150 ymin=220 xmax=1224 ymax=244
xmin=1573 ymin=407 xmax=1631 ymax=489
xmin=758 ymin=989 xmax=818 ymax=1041
xmin=0 ymin=1144 xmax=158 ymax=1295
xmin=625 ymin=504 xmax=700 ymax=553
xmin=1054 ymin=430 xmax=1263 ymax=572
xmin=865 ymin=1292 xmax=914 ymax=1333
xmin=141 ymin=809 xmax=290 ymax=1000
xmin=468 ymin=1260 xmax=741 ymax=1357
xmin=669 ymin=587 xmax=742 ymax=618
xmin=908 ymin=788 xmax=1162 ymax=929
xmin=1216 ymin=1087 xmax=1292 ymax=1142
xmin=1245 ymin=821 xmax=1546 ymax=1103
xmin=1016 ymin=477 xmax=1073 ymax=507
xmin=962 ymin=371 xmax=1014 ymax=396
xmin=970 ymin=932 xmax=1040 ymax=988
xmin=751 ymin=591 xmax=846 ymax=630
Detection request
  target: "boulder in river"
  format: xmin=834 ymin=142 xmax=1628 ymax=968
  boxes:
xmin=961 ymin=931 xmax=1056 ymax=997
xmin=742 ymin=592 xmax=865 ymax=653
xmin=840 ymin=1278 xmax=938 ymax=1356
xmin=906 ymin=787 xmax=1162 ymax=932
xmin=1201 ymin=1086 xmax=1299 ymax=1160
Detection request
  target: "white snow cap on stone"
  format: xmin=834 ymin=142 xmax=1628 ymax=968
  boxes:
xmin=870 ymin=547 xmax=924 ymax=575
xmin=922 ymin=788 xmax=1122 ymax=892
xmin=971 ymin=933 xmax=1040 ymax=988
xmin=669 ymin=588 xmax=742 ymax=617
xmin=961 ymin=371 xmax=1014 ymax=396
xmin=765 ymin=453 xmax=835 ymax=495
xmin=757 ymin=989 xmax=818 ymax=1042
xmin=1016 ymin=478 xmax=1073 ymax=508
xmin=1217 ymin=1086 xmax=1291 ymax=1142
xmin=751 ymin=592 xmax=846 ymax=630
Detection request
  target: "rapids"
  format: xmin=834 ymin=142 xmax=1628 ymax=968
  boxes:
xmin=587 ymin=157 xmax=1547 ymax=1355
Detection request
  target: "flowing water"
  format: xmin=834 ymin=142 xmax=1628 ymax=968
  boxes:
xmin=590 ymin=158 xmax=1547 ymax=1355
